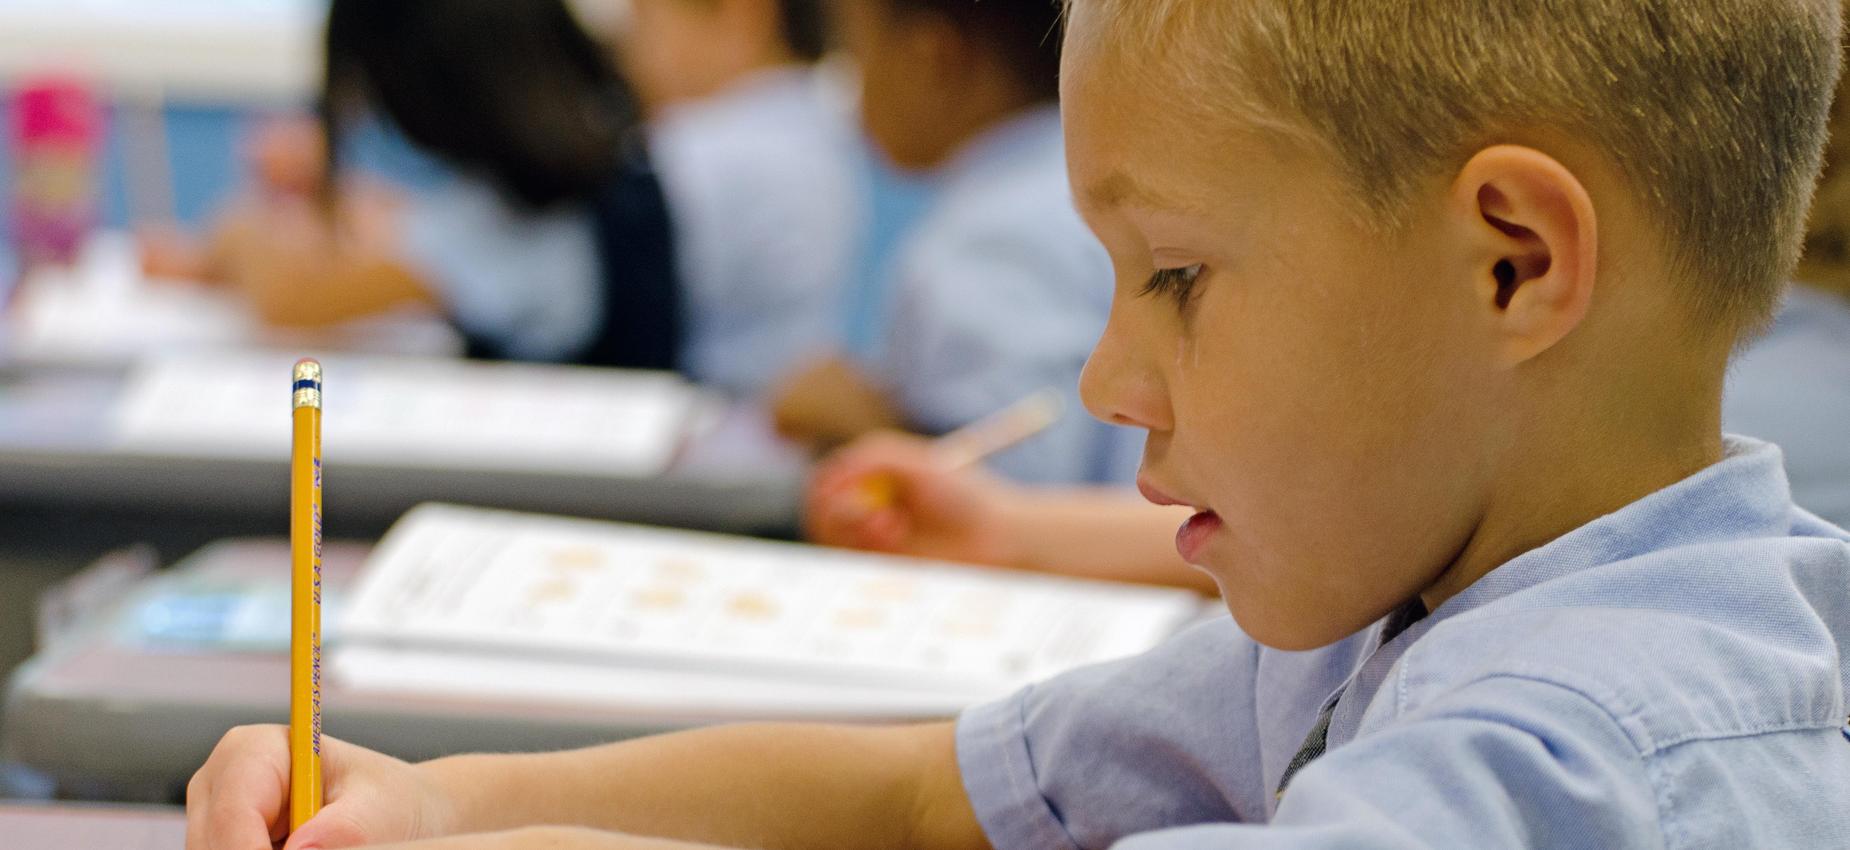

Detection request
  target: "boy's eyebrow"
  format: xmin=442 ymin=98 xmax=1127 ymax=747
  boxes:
xmin=1080 ymin=170 xmax=1205 ymax=215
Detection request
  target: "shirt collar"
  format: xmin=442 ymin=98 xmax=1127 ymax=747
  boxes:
xmin=1431 ymin=435 xmax=1791 ymax=624
xmin=1325 ymin=435 xmax=1794 ymax=746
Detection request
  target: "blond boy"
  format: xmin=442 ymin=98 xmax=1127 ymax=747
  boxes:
xmin=187 ymin=2 xmax=1850 ymax=848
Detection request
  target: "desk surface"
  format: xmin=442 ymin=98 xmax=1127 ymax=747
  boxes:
xmin=0 ymin=803 xmax=185 ymax=850
xmin=0 ymin=364 xmax=808 ymax=538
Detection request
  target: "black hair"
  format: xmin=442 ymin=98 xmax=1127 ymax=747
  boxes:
xmin=778 ymin=0 xmax=831 ymax=62
xmin=322 ymin=0 xmax=645 ymax=209
xmin=886 ymin=0 xmax=1062 ymax=100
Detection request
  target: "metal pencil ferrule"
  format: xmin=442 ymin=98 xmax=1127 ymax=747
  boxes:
xmin=293 ymin=359 xmax=323 ymax=410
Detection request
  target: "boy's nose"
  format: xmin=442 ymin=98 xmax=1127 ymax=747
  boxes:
xmin=1079 ymin=311 xmax=1174 ymax=434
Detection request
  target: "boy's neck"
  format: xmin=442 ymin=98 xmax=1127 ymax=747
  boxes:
xmin=1419 ymin=357 xmax=1729 ymax=612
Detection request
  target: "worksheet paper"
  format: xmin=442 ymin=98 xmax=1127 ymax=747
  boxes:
xmin=335 ymin=505 xmax=1210 ymax=715
xmin=111 ymin=354 xmax=705 ymax=477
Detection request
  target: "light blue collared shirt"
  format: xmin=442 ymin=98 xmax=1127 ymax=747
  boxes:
xmin=650 ymin=67 xmax=863 ymax=396
xmin=871 ymin=106 xmax=1141 ymax=485
xmin=1726 ymin=284 xmax=1850 ymax=528
xmin=400 ymin=174 xmax=603 ymax=362
xmin=401 ymin=67 xmax=861 ymax=395
xmin=958 ymin=436 xmax=1850 ymax=848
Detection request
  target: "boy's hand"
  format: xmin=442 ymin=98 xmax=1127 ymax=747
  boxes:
xmin=185 ymin=725 xmax=458 ymax=850
xmin=769 ymin=357 xmax=906 ymax=448
xmin=805 ymin=431 xmax=1024 ymax=568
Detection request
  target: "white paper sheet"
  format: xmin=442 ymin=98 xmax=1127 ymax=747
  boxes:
xmin=336 ymin=505 xmax=1210 ymax=706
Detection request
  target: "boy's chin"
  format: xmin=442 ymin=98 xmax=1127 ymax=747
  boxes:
xmin=1220 ymin=593 xmax=1366 ymax=652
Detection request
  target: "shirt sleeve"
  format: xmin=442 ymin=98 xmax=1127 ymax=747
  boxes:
xmin=1110 ymin=675 xmax=1660 ymax=850
xmin=398 ymin=175 xmax=602 ymax=362
xmin=879 ymin=220 xmax=1127 ymax=485
xmin=957 ymin=618 xmax=1270 ymax=850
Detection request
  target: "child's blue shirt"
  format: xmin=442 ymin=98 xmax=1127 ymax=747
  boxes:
xmin=957 ymin=436 xmax=1850 ymax=848
xmin=648 ymin=67 xmax=862 ymax=396
xmin=870 ymin=105 xmax=1140 ymax=485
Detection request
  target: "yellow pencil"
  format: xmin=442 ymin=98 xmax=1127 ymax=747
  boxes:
xmin=289 ymin=358 xmax=324 ymax=831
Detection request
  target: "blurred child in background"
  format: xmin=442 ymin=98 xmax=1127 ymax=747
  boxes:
xmin=619 ymin=0 xmax=864 ymax=395
xmin=771 ymin=0 xmax=1137 ymax=485
xmin=145 ymin=0 xmax=856 ymax=398
xmin=145 ymin=0 xmax=680 ymax=369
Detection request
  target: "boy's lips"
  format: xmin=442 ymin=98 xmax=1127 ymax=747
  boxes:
xmin=1137 ymin=478 xmax=1195 ymax=509
xmin=1176 ymin=510 xmax=1224 ymax=565
xmin=1138 ymin=478 xmax=1223 ymax=564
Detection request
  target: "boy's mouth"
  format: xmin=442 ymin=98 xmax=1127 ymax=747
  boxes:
xmin=1137 ymin=478 xmax=1223 ymax=564
xmin=1136 ymin=477 xmax=1193 ymax=509
xmin=1175 ymin=510 xmax=1224 ymax=565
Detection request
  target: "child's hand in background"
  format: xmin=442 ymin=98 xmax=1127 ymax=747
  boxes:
xmin=136 ymin=114 xmax=327 ymax=286
xmin=805 ymin=431 xmax=1024 ymax=568
xmin=186 ymin=725 xmax=458 ymax=850
xmin=203 ymin=182 xmax=426 ymax=327
xmin=245 ymin=114 xmax=329 ymax=199
xmin=137 ymin=221 xmax=216 ymax=282
xmin=769 ymin=357 xmax=906 ymax=449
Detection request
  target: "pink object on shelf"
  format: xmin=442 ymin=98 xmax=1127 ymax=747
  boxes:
xmin=9 ymin=74 xmax=105 ymax=270
xmin=15 ymin=76 xmax=104 ymax=144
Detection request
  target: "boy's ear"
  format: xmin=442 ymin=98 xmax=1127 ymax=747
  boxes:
xmin=1453 ymin=145 xmax=1599 ymax=365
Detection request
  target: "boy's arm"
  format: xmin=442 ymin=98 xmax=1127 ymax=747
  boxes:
xmin=428 ymin=722 xmax=988 ymax=850
xmin=188 ymin=722 xmax=988 ymax=850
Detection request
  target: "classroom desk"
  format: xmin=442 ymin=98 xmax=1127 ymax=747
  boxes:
xmin=2 ymin=541 xmax=938 ymax=802
xmin=0 ymin=363 xmax=808 ymax=541
xmin=0 ymin=802 xmax=184 ymax=850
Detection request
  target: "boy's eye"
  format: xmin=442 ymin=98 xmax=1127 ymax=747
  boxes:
xmin=1140 ymin=264 xmax=1204 ymax=308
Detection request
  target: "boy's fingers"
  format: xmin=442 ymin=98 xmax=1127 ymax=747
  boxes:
xmin=282 ymin=802 xmax=374 ymax=850
xmin=201 ymin=782 xmax=284 ymax=850
xmin=184 ymin=787 xmax=210 ymax=850
xmin=190 ymin=726 xmax=292 ymax=850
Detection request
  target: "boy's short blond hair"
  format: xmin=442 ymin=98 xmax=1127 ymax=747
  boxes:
xmin=1072 ymin=0 xmax=1843 ymax=334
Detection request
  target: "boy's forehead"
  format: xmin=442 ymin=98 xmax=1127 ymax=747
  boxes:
xmin=1063 ymin=49 xmax=1265 ymax=219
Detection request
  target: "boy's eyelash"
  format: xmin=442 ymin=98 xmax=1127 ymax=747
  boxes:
xmin=1140 ymin=264 xmax=1204 ymax=306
